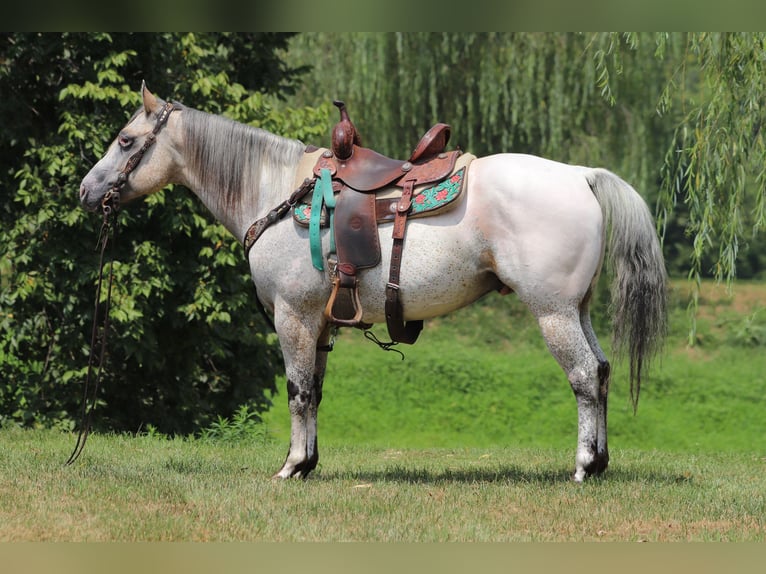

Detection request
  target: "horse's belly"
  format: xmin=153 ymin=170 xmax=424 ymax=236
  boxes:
xmin=356 ymin=219 xmax=498 ymax=323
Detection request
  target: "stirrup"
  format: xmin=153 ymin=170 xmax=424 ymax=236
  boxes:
xmin=324 ymin=275 xmax=365 ymax=327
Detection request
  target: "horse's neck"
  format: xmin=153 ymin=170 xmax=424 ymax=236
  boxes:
xmin=179 ymin=109 xmax=305 ymax=243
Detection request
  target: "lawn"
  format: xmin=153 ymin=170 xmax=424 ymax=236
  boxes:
xmin=1 ymin=280 xmax=764 ymax=544
xmin=0 ymin=427 xmax=764 ymax=542
xmin=262 ymin=280 xmax=766 ymax=454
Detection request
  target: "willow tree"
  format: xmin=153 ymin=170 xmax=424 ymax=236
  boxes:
xmin=285 ymin=33 xmax=674 ymax=193
xmin=284 ymin=32 xmax=766 ymax=329
xmin=654 ymin=33 xmax=766 ymax=312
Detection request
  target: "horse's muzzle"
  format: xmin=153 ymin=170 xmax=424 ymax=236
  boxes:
xmin=79 ymin=182 xmax=103 ymax=212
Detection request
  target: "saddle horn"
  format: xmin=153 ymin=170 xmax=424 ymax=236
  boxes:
xmin=331 ymin=100 xmax=361 ymax=160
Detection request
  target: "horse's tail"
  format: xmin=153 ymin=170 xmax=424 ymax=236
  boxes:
xmin=586 ymin=168 xmax=668 ymax=412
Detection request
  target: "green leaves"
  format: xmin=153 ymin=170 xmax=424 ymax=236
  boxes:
xmin=0 ymin=33 xmax=315 ymax=433
xmin=287 ymin=32 xmax=766 ymax=293
xmin=197 ymin=404 xmax=268 ymax=443
xmin=592 ymin=32 xmax=623 ymax=107
xmin=653 ymin=33 xmax=766 ymax=334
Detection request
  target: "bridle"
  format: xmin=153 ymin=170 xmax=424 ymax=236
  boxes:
xmin=66 ymin=100 xmax=177 ymax=465
xmin=100 ymin=100 xmax=178 ymax=215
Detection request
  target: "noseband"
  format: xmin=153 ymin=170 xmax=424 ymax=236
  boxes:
xmin=101 ymin=100 xmax=178 ymax=215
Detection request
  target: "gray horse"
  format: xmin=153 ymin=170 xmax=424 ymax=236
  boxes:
xmin=80 ymin=85 xmax=667 ymax=482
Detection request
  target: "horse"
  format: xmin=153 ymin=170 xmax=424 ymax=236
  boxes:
xmin=79 ymin=84 xmax=667 ymax=482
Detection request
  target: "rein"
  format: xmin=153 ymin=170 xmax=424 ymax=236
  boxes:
xmin=65 ymin=200 xmax=117 ymax=465
xmin=66 ymin=102 xmax=176 ymax=465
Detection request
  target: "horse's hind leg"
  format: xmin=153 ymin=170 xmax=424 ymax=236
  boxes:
xmin=273 ymin=313 xmax=331 ymax=479
xmin=580 ymin=301 xmax=610 ymax=475
xmin=536 ymin=306 xmax=605 ymax=482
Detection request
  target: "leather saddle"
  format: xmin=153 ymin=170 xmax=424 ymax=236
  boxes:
xmin=312 ymin=101 xmax=464 ymax=344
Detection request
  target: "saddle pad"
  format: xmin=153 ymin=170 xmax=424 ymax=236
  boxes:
xmin=293 ymin=152 xmax=475 ymax=227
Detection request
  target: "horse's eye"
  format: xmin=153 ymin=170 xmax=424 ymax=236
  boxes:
xmin=118 ymin=134 xmax=134 ymax=150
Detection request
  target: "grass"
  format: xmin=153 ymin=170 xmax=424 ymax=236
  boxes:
xmin=1 ymin=279 xmax=765 ymax=542
xmin=262 ymin=279 xmax=766 ymax=454
xmin=0 ymin=427 xmax=764 ymax=542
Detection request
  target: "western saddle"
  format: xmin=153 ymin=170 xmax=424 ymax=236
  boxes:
xmin=243 ymin=101 xmax=467 ymax=346
xmin=313 ymin=101 xmax=463 ymax=345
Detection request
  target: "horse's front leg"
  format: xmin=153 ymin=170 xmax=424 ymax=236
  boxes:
xmin=273 ymin=312 xmax=331 ymax=479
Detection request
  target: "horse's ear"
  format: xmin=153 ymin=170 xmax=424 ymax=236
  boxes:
xmin=141 ymin=81 xmax=162 ymax=115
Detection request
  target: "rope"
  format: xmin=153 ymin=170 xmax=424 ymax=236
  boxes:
xmin=363 ymin=330 xmax=405 ymax=360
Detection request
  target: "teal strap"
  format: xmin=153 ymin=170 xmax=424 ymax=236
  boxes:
xmin=322 ymin=170 xmax=336 ymax=254
xmin=309 ymin=168 xmax=333 ymax=271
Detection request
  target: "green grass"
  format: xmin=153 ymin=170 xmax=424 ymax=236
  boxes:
xmin=0 ymin=427 xmax=764 ymax=542
xmin=266 ymin=337 xmax=766 ymax=453
xmin=262 ymin=280 xmax=766 ymax=454
xmin=1 ymin=279 xmax=765 ymax=542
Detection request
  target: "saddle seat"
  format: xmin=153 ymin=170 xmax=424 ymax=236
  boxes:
xmin=307 ymin=101 xmax=468 ymax=344
xmin=314 ymin=128 xmax=454 ymax=193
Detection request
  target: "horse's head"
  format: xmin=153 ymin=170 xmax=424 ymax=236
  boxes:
xmin=79 ymin=83 xmax=181 ymax=213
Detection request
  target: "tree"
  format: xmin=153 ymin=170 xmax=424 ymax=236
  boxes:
xmin=0 ymin=33 xmax=330 ymax=433
xmin=282 ymin=32 xmax=766 ymax=294
xmin=282 ymin=33 xmax=673 ymax=199
xmin=653 ymin=33 xmax=766 ymax=315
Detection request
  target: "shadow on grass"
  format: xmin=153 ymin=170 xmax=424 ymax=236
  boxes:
xmin=316 ymin=464 xmax=689 ymax=485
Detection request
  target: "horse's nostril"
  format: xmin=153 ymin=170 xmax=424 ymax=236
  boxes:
xmin=79 ymin=184 xmax=88 ymax=200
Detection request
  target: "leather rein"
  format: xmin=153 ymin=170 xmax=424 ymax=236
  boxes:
xmin=66 ymin=101 xmax=177 ymax=465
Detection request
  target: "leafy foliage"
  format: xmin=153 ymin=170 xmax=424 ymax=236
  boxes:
xmin=283 ymin=33 xmax=766 ymax=284
xmin=654 ymin=33 xmax=766 ymax=338
xmin=0 ymin=33 xmax=329 ymax=432
xmin=284 ymin=34 xmax=671 ymax=201
xmin=197 ymin=404 xmax=269 ymax=443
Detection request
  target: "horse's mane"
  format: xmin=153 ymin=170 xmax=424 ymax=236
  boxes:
xmin=181 ymin=105 xmax=306 ymax=212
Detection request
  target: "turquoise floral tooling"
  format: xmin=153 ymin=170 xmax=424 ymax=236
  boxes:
xmin=410 ymin=167 xmax=464 ymax=215
xmin=293 ymin=167 xmax=466 ymax=226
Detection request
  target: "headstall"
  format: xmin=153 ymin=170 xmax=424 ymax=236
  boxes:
xmin=101 ymin=100 xmax=177 ymax=215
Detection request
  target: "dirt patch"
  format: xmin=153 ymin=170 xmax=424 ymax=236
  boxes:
xmin=600 ymin=515 xmax=764 ymax=542
xmin=673 ymin=280 xmax=766 ymax=318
